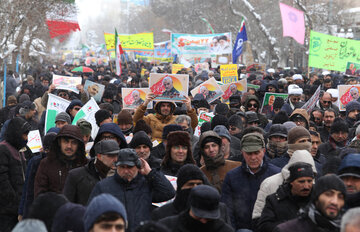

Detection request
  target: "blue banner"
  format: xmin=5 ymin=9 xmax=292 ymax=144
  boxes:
xmin=232 ymin=24 xmax=248 ymax=64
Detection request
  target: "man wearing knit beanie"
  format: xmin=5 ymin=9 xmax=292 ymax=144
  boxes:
xmin=275 ymin=174 xmax=346 ymax=232
xmin=55 ymin=112 xmax=71 ymax=129
xmin=257 ymin=162 xmax=314 ymax=232
xmin=95 ymin=109 xmax=112 ymax=127
xmin=319 ymin=118 xmax=349 ymax=160
xmin=228 ymin=114 xmax=243 ymax=139
xmin=270 ymin=126 xmax=312 ymax=169
xmin=129 ymin=131 xmax=161 ymax=169
xmin=345 ymin=100 xmax=360 ymax=128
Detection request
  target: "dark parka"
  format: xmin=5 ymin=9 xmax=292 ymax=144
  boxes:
xmin=221 ymin=159 xmax=281 ymax=230
xmin=63 ymin=159 xmax=102 ymax=206
xmin=159 ymin=210 xmax=234 ymax=232
xmin=256 ymin=183 xmax=311 ymax=232
xmin=0 ymin=117 xmax=31 ymax=232
xmin=34 ymin=125 xmax=87 ymax=197
xmin=88 ymin=170 xmax=176 ymax=232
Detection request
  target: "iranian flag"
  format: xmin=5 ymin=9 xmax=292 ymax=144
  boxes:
xmin=72 ymin=97 xmax=100 ymax=139
xmin=115 ymin=29 xmax=124 ymax=76
xmin=45 ymin=94 xmax=71 ymax=134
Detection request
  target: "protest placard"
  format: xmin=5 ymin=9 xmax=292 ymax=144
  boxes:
xmin=84 ymin=80 xmax=105 ymax=103
xmin=194 ymin=62 xmax=209 ymax=73
xmin=122 ymin=88 xmax=153 ymax=109
xmin=194 ymin=111 xmax=214 ymax=137
xmin=261 ymin=93 xmax=288 ymax=115
xmin=301 ymin=86 xmax=321 ymax=113
xmin=72 ymin=98 xmax=100 ymax=139
xmin=338 ymin=85 xmax=360 ymax=111
xmin=220 ymin=64 xmax=238 ymax=84
xmin=104 ymin=32 xmax=154 ymax=52
xmin=27 ymin=130 xmax=42 ymax=153
xmin=246 ymin=63 xmax=266 ymax=73
xmin=149 ymin=73 xmax=189 ymax=102
xmin=346 ymin=62 xmax=360 ymax=77
xmin=221 ymin=79 xmax=247 ymax=101
xmin=52 ymin=74 xmax=82 ymax=94
xmin=309 ymin=31 xmax=360 ymax=72
xmin=190 ymin=77 xmax=224 ymax=103
xmin=247 ymin=83 xmax=260 ymax=90
xmin=45 ymin=94 xmax=71 ymax=134
xmin=172 ymin=64 xmax=184 ymax=74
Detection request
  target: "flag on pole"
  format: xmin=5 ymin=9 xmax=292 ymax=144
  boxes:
xmin=45 ymin=94 xmax=71 ymax=134
xmin=72 ymin=97 xmax=100 ymax=139
xmin=279 ymin=2 xmax=305 ymax=45
xmin=200 ymin=17 xmax=214 ymax=34
xmin=115 ymin=29 xmax=124 ymax=76
xmin=232 ymin=17 xmax=248 ymax=64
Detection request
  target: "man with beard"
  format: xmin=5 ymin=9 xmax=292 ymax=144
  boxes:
xmin=319 ymin=108 xmax=336 ymax=142
xmin=117 ymin=109 xmax=134 ymax=136
xmin=337 ymin=153 xmax=360 ymax=209
xmin=275 ymin=174 xmax=346 ymax=232
xmin=319 ymin=118 xmax=349 ymax=160
xmin=34 ymin=125 xmax=88 ymax=197
xmin=63 ymin=140 xmax=120 ymax=205
xmin=309 ymin=131 xmax=326 ymax=175
xmin=265 ymin=124 xmax=288 ymax=159
xmin=129 ymin=131 xmax=161 ymax=169
xmin=162 ymin=76 xmax=179 ymax=97
xmin=345 ymin=101 xmax=360 ymax=128
xmin=152 ymin=164 xmax=230 ymax=224
xmin=134 ymin=92 xmax=197 ymax=142
xmin=199 ymin=130 xmax=241 ymax=192
xmin=316 ymin=92 xmax=339 ymax=114
xmin=281 ymin=84 xmax=303 ymax=116
xmin=257 ymin=162 xmax=314 ymax=232
xmin=88 ymin=148 xmax=175 ymax=232
xmin=159 ymin=185 xmax=234 ymax=232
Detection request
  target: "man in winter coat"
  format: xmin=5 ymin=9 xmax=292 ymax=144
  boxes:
xmin=274 ymin=174 xmax=346 ymax=232
xmin=281 ymin=84 xmax=303 ymax=116
xmin=159 ymin=185 xmax=234 ymax=232
xmin=289 ymin=108 xmax=310 ymax=129
xmin=133 ymin=92 xmax=197 ymax=142
xmin=252 ymin=150 xmax=317 ymax=220
xmin=221 ymin=133 xmax=281 ymax=230
xmin=265 ymin=124 xmax=288 ymax=159
xmin=256 ymin=162 xmax=315 ymax=232
xmin=63 ymin=140 xmax=120 ymax=205
xmin=129 ymin=131 xmax=161 ymax=169
xmin=319 ymin=118 xmax=349 ymax=160
xmin=88 ymin=148 xmax=175 ymax=232
xmin=318 ymin=108 xmax=336 ymax=142
xmin=199 ymin=130 xmax=241 ymax=192
xmin=34 ymin=125 xmax=88 ymax=197
xmin=0 ymin=117 xmax=31 ymax=232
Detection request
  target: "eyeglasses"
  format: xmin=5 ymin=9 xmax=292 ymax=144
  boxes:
xmin=322 ymin=101 xmax=331 ymax=104
xmin=247 ymin=104 xmax=258 ymax=108
xmin=172 ymin=145 xmax=188 ymax=151
xmin=291 ymin=97 xmax=300 ymax=101
xmin=59 ymin=93 xmax=68 ymax=97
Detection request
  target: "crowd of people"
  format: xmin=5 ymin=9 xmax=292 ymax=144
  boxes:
xmin=0 ymin=61 xmax=360 ymax=232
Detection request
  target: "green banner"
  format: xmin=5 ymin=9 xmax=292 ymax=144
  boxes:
xmin=308 ymin=31 xmax=360 ymax=72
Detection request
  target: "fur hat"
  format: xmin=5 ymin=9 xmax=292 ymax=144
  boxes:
xmin=214 ymin=103 xmax=229 ymax=116
xmin=7 ymin=95 xmax=17 ymax=105
xmin=228 ymin=114 xmax=243 ymax=130
xmin=117 ymin=109 xmax=133 ymax=125
xmin=330 ymin=118 xmax=349 ymax=134
xmin=196 ymin=99 xmax=210 ymax=110
xmin=287 ymin=126 xmax=311 ymax=144
xmin=162 ymin=124 xmax=183 ymax=140
xmin=163 ymin=131 xmax=194 ymax=166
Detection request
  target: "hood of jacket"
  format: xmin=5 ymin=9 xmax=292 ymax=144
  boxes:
xmin=94 ymin=123 xmax=127 ymax=147
xmin=5 ymin=117 xmax=32 ymax=150
xmin=290 ymin=108 xmax=310 ymax=128
xmin=281 ymin=149 xmax=317 ymax=182
xmin=154 ymin=101 xmax=176 ymax=116
xmin=244 ymin=95 xmax=261 ymax=113
xmin=199 ymin=130 xmax=222 ymax=149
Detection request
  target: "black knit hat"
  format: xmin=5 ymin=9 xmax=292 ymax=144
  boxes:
xmin=312 ymin=174 xmax=346 ymax=203
xmin=133 ymin=119 xmax=152 ymax=135
xmin=196 ymin=99 xmax=210 ymax=110
xmin=214 ymin=103 xmax=229 ymax=116
xmin=95 ymin=110 xmax=111 ymax=126
xmin=129 ymin=131 xmax=153 ymax=149
xmin=211 ymin=115 xmax=229 ymax=130
xmin=330 ymin=118 xmax=349 ymax=134
xmin=43 ymin=132 xmax=58 ymax=151
xmin=200 ymin=122 xmax=212 ymax=134
xmin=228 ymin=115 xmax=243 ymax=130
xmin=177 ymin=164 xmax=208 ymax=191
xmin=288 ymin=162 xmax=314 ymax=183
xmin=162 ymin=124 xmax=183 ymax=140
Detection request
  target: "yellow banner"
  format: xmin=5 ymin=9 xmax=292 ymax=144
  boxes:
xmin=220 ymin=64 xmax=238 ymax=84
xmin=104 ymin=32 xmax=154 ymax=52
xmin=172 ymin=64 xmax=184 ymax=74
